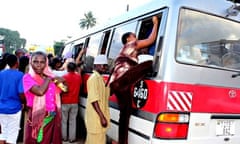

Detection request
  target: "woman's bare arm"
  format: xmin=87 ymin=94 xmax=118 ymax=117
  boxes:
xmin=76 ymin=48 xmax=86 ymax=65
xmin=136 ymin=16 xmax=159 ymax=49
xmin=30 ymin=77 xmax=51 ymax=96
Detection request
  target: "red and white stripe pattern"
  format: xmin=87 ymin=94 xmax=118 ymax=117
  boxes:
xmin=167 ymin=90 xmax=193 ymax=111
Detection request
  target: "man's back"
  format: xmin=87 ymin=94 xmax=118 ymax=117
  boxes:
xmin=0 ymin=69 xmax=24 ymax=114
xmin=62 ymin=72 xmax=82 ymax=104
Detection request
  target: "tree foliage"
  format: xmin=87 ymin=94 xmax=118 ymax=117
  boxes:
xmin=79 ymin=11 xmax=97 ymax=30
xmin=53 ymin=41 xmax=65 ymax=56
xmin=0 ymin=28 xmax=26 ymax=53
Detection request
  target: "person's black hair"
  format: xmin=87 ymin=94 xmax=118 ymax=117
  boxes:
xmin=47 ymin=53 xmax=54 ymax=66
xmin=67 ymin=62 xmax=77 ymax=72
xmin=15 ymin=48 xmax=25 ymax=56
xmin=47 ymin=53 xmax=53 ymax=59
xmin=31 ymin=51 xmax=47 ymax=61
xmin=2 ymin=53 xmax=11 ymax=60
xmin=6 ymin=54 xmax=18 ymax=68
xmin=19 ymin=55 xmax=29 ymax=73
xmin=49 ymin=56 xmax=62 ymax=70
xmin=0 ymin=59 xmax=6 ymax=70
xmin=0 ymin=53 xmax=10 ymax=70
xmin=121 ymin=32 xmax=132 ymax=44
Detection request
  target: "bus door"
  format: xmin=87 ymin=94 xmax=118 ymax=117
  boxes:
xmin=107 ymin=10 xmax=168 ymax=143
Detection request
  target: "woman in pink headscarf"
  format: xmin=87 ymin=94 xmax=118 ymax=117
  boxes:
xmin=23 ymin=51 xmax=65 ymax=144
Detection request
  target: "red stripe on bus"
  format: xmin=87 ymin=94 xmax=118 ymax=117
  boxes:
xmin=82 ymin=73 xmax=240 ymax=114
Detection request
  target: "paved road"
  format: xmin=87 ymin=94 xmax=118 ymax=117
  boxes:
xmin=18 ymin=140 xmax=84 ymax=144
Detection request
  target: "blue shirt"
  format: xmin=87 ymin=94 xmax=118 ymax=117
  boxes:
xmin=0 ymin=69 xmax=24 ymax=114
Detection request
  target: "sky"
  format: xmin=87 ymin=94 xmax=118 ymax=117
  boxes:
xmin=0 ymin=0 xmax=151 ymax=47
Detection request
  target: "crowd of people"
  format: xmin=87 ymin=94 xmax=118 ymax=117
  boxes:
xmin=0 ymin=15 xmax=158 ymax=144
xmin=0 ymin=49 xmax=84 ymax=144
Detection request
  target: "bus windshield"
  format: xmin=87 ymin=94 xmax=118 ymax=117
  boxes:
xmin=176 ymin=8 xmax=240 ymax=70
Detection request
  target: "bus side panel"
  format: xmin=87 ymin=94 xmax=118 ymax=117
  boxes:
xmin=133 ymin=81 xmax=240 ymax=113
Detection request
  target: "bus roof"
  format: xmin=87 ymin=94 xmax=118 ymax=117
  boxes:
xmin=66 ymin=0 xmax=236 ymax=44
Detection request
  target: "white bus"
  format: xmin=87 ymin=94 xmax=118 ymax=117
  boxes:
xmin=62 ymin=0 xmax=240 ymax=143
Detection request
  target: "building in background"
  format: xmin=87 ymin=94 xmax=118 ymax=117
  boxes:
xmin=27 ymin=45 xmax=55 ymax=55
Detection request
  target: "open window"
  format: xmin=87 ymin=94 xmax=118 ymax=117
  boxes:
xmin=137 ymin=14 xmax=164 ymax=77
xmin=73 ymin=43 xmax=84 ymax=60
xmin=100 ymin=30 xmax=111 ymax=55
xmin=137 ymin=16 xmax=160 ymax=56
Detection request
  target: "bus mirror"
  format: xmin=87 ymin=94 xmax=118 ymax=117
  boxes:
xmin=228 ymin=0 xmax=240 ymax=3
xmin=226 ymin=4 xmax=240 ymax=17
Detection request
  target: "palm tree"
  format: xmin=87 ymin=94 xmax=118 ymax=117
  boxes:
xmin=79 ymin=11 xmax=97 ymax=30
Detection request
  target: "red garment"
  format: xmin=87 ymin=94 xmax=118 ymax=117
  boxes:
xmin=24 ymin=109 xmax=62 ymax=144
xmin=109 ymin=41 xmax=138 ymax=84
xmin=109 ymin=40 xmax=153 ymax=144
xmin=62 ymin=72 xmax=82 ymax=104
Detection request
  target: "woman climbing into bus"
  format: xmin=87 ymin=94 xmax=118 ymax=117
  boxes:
xmin=109 ymin=16 xmax=159 ymax=144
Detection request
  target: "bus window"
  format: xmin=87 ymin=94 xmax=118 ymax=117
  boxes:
xmin=109 ymin=21 xmax=138 ymax=59
xmin=84 ymin=37 xmax=90 ymax=49
xmin=100 ymin=30 xmax=111 ymax=54
xmin=108 ymin=21 xmax=138 ymax=69
xmin=86 ymin=32 xmax=102 ymax=57
xmin=73 ymin=43 xmax=84 ymax=60
xmin=176 ymin=8 xmax=240 ymax=70
xmin=138 ymin=16 xmax=160 ymax=55
xmin=84 ymin=32 xmax=102 ymax=72
xmin=62 ymin=43 xmax=74 ymax=58
xmin=81 ymin=37 xmax=90 ymax=71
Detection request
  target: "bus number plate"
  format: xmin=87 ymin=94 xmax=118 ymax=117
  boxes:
xmin=216 ymin=120 xmax=235 ymax=136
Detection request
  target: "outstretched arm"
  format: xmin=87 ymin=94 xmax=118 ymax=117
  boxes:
xmin=136 ymin=16 xmax=159 ymax=49
xmin=75 ymin=48 xmax=86 ymax=65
